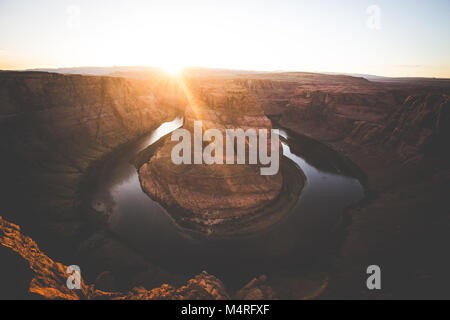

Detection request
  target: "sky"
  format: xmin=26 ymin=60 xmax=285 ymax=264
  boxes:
xmin=0 ymin=0 xmax=449 ymax=77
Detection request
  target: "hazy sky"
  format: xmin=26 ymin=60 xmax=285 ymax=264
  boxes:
xmin=1 ymin=0 xmax=449 ymax=77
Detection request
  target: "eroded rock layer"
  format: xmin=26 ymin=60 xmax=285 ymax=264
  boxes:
xmin=0 ymin=216 xmax=229 ymax=299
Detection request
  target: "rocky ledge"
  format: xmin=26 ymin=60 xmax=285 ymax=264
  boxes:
xmin=0 ymin=215 xmax=228 ymax=299
xmin=1 ymin=215 xmax=284 ymax=299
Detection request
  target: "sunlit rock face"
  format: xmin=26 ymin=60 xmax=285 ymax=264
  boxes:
xmin=0 ymin=216 xmax=229 ymax=300
xmin=138 ymin=79 xmax=288 ymax=236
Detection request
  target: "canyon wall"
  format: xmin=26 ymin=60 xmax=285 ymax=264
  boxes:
xmin=0 ymin=71 xmax=187 ymax=294
xmin=240 ymin=74 xmax=450 ymax=298
xmin=0 ymin=71 xmax=184 ymax=236
xmin=239 ymin=74 xmax=450 ymax=162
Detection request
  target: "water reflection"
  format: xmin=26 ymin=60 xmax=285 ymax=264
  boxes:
xmin=91 ymin=117 xmax=183 ymax=228
xmin=144 ymin=117 xmax=184 ymax=147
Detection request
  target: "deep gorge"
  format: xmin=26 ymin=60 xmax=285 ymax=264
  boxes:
xmin=0 ymin=71 xmax=449 ymax=299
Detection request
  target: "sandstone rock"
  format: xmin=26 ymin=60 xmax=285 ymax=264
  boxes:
xmin=0 ymin=216 xmax=230 ymax=300
xmin=138 ymin=78 xmax=287 ymax=236
xmin=118 ymin=271 xmax=230 ymax=300
xmin=234 ymin=275 xmax=275 ymax=300
xmin=383 ymin=93 xmax=450 ymax=161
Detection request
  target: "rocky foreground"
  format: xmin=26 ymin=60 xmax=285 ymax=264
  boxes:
xmin=0 ymin=215 xmax=282 ymax=299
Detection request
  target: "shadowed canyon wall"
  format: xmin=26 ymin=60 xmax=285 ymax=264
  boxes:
xmin=0 ymin=71 xmax=185 ymax=237
xmin=0 ymin=71 xmax=189 ymax=295
xmin=239 ymin=74 xmax=450 ymax=298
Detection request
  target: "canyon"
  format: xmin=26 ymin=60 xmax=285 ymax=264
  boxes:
xmin=239 ymin=73 xmax=450 ymax=298
xmin=0 ymin=70 xmax=449 ymax=299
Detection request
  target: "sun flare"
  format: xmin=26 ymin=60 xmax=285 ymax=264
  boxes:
xmin=160 ymin=63 xmax=184 ymax=75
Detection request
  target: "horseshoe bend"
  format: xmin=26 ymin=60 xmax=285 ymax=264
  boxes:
xmin=0 ymin=69 xmax=449 ymax=300
xmin=137 ymin=79 xmax=303 ymax=236
xmin=4 ymin=1 xmax=450 ymax=303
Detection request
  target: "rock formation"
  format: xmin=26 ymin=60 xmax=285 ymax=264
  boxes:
xmin=0 ymin=216 xmax=229 ymax=300
xmin=234 ymin=275 xmax=275 ymax=300
xmin=138 ymin=78 xmax=299 ymax=236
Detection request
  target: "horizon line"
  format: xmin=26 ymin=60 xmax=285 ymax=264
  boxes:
xmin=2 ymin=65 xmax=450 ymax=80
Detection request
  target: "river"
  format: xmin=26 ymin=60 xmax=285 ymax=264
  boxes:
xmin=88 ymin=117 xmax=364 ymax=291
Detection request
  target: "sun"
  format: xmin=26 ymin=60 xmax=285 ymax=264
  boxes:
xmin=160 ymin=63 xmax=184 ymax=75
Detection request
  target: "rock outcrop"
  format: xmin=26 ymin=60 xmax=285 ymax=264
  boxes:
xmin=138 ymin=78 xmax=297 ymax=236
xmin=381 ymin=94 xmax=450 ymax=162
xmin=0 ymin=216 xmax=229 ymax=300
xmin=234 ymin=275 xmax=275 ymax=300
xmin=118 ymin=271 xmax=230 ymax=300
